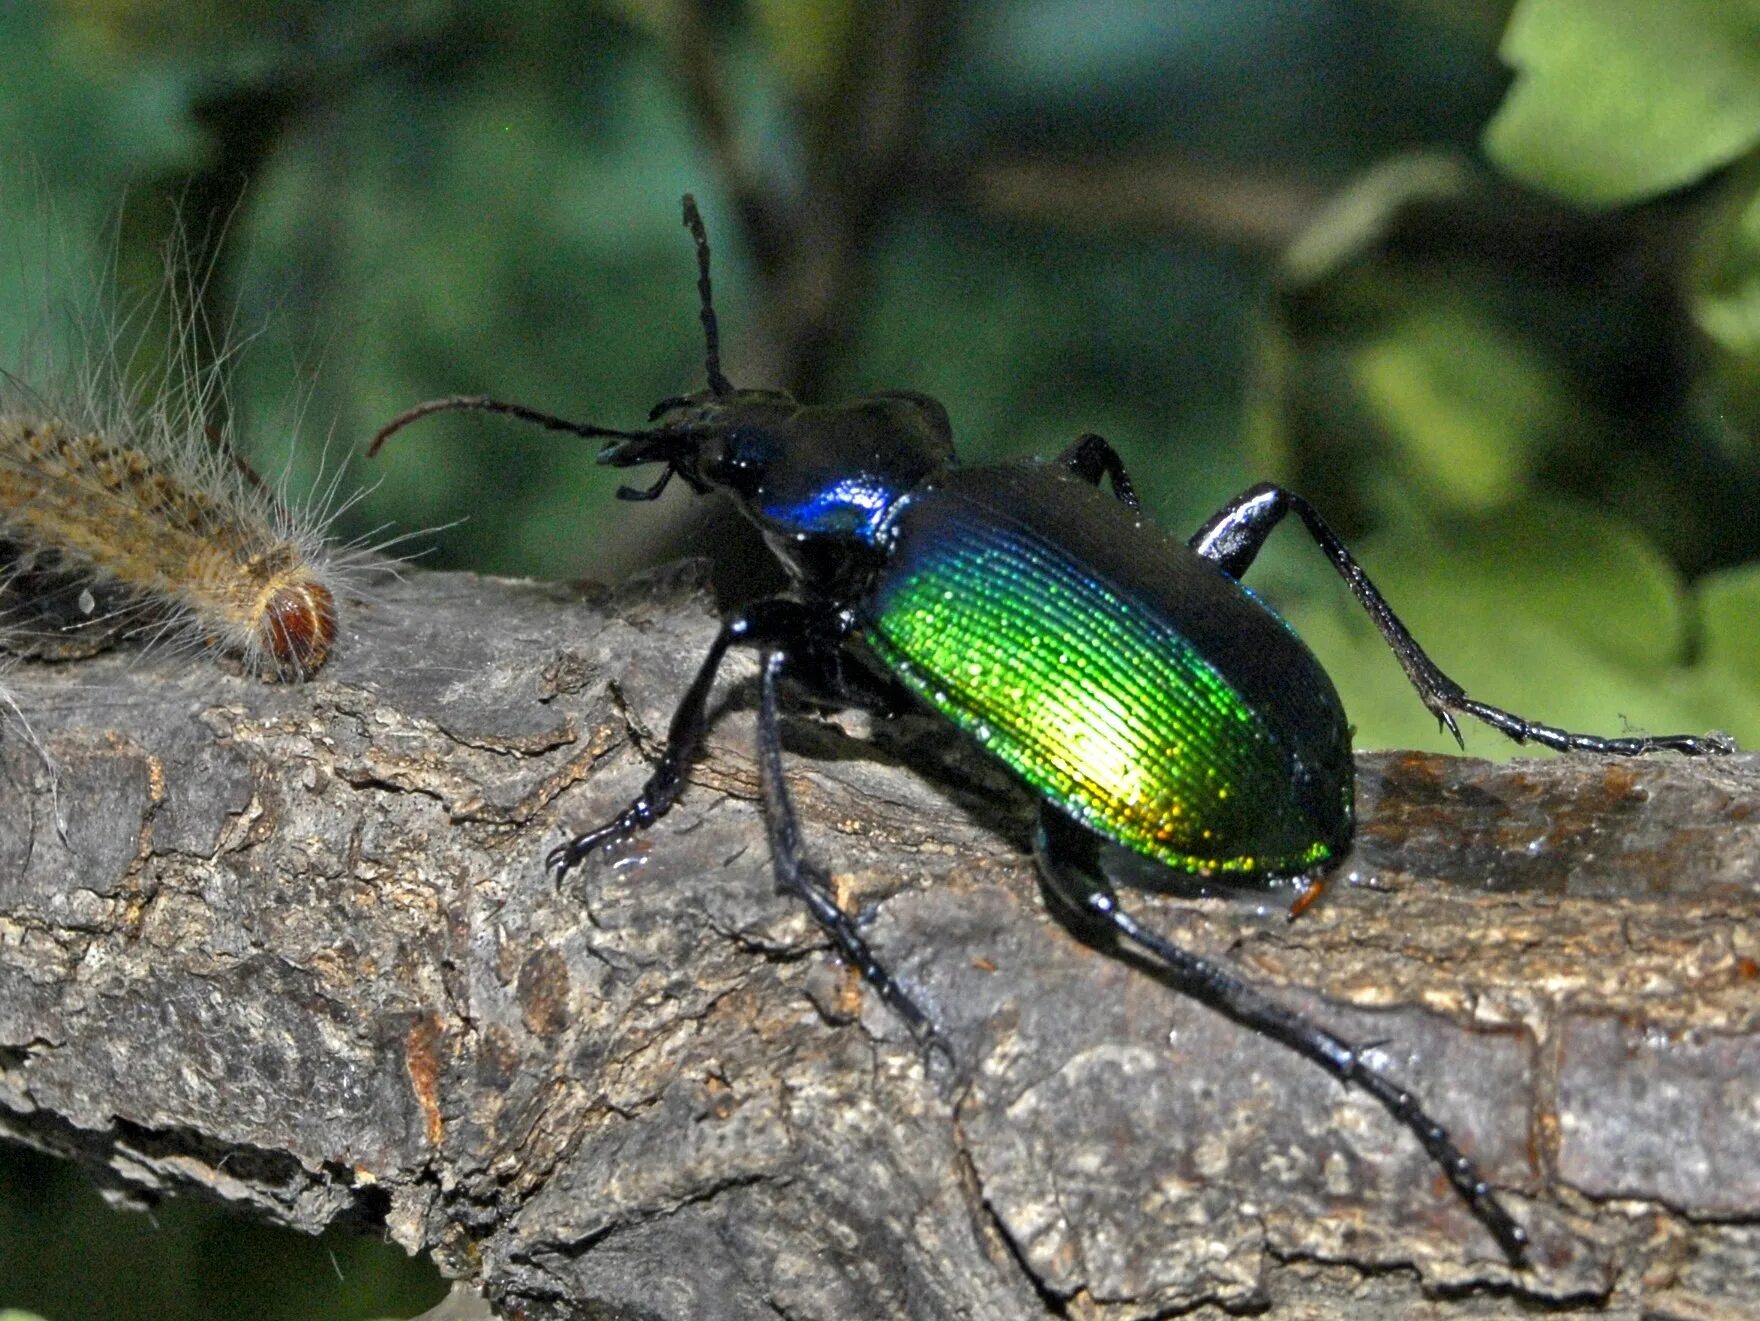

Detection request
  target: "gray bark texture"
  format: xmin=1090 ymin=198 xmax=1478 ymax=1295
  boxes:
xmin=1 ymin=561 xmax=1756 ymax=1321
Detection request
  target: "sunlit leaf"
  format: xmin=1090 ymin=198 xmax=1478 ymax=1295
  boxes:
xmin=1700 ymin=560 xmax=1760 ymax=683
xmin=1283 ymin=153 xmax=1472 ymax=288
xmin=752 ymin=0 xmax=857 ymax=100
xmin=1350 ymin=302 xmax=1564 ymax=514
xmin=1485 ymin=0 xmax=1760 ymax=206
xmin=1689 ymin=170 xmax=1760 ymax=449
xmin=1694 ymin=186 xmax=1760 ymax=358
xmin=1695 ymin=561 xmax=1760 ymax=744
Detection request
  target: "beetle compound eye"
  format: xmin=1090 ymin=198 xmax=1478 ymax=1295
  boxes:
xmin=717 ymin=427 xmax=768 ymax=475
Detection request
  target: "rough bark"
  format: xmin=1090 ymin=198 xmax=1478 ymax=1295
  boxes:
xmin=0 ymin=562 xmax=1755 ymax=1321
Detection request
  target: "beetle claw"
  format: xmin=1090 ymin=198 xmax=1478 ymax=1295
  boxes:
xmin=1435 ymin=706 xmax=1466 ymax=749
xmin=545 ymin=841 xmax=586 ymax=879
xmin=910 ymin=1019 xmax=958 ymax=1082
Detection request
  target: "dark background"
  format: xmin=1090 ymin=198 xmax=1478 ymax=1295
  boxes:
xmin=2 ymin=1 xmax=1757 ymax=1316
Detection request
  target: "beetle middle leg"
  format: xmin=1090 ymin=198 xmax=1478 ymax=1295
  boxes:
xmin=1188 ymin=482 xmax=1735 ymax=756
xmin=756 ymin=649 xmax=945 ymax=1054
xmin=1034 ymin=801 xmax=1530 ymax=1264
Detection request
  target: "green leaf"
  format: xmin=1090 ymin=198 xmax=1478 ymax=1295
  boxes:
xmin=1696 ymin=562 xmax=1760 ymax=744
xmin=1687 ymin=170 xmax=1760 ymax=448
xmin=1282 ymin=153 xmax=1472 ymax=288
xmin=1700 ymin=560 xmax=1760 ymax=683
xmin=1694 ymin=190 xmax=1760 ymax=372
xmin=1349 ymin=302 xmax=1564 ymax=514
xmin=1485 ymin=0 xmax=1760 ymax=206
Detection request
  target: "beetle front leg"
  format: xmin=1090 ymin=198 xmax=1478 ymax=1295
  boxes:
xmin=757 ymin=649 xmax=947 ymax=1057
xmin=547 ymin=598 xmax=823 ymax=877
xmin=1189 ymin=482 xmax=1735 ymax=756
xmin=1034 ymin=803 xmax=1530 ymax=1265
xmin=1058 ymin=433 xmax=1140 ymax=509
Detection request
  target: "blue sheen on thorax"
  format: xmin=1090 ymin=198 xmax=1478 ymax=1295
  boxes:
xmin=761 ymin=474 xmax=906 ymax=543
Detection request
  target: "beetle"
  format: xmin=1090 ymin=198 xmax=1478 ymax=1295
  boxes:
xmin=372 ymin=195 xmax=1736 ymax=1266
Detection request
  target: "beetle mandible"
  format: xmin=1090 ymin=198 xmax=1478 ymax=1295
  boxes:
xmin=372 ymin=195 xmax=1736 ymax=1266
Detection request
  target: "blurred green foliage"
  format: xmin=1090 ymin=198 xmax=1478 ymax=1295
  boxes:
xmin=3 ymin=1 xmax=1760 ymax=1317
xmin=1485 ymin=0 xmax=1760 ymax=205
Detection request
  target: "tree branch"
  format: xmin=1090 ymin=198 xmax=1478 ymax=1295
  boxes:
xmin=1 ymin=563 xmax=1756 ymax=1319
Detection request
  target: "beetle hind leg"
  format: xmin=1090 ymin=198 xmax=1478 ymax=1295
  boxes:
xmin=1189 ymin=482 xmax=1735 ymax=757
xmin=1034 ymin=801 xmax=1530 ymax=1264
xmin=757 ymin=650 xmax=949 ymax=1061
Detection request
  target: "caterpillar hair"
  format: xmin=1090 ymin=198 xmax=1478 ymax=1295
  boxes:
xmin=0 ymin=219 xmax=374 ymax=680
xmin=0 ymin=617 xmax=65 ymax=843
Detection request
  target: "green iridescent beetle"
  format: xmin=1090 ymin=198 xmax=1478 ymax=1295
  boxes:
xmin=373 ymin=196 xmax=1736 ymax=1266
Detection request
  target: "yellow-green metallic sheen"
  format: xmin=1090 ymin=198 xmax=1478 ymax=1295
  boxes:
xmin=861 ymin=466 xmax=1352 ymax=876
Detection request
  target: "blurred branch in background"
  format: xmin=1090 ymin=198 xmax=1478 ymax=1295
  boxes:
xmin=972 ymin=156 xmax=1332 ymax=251
xmin=667 ymin=0 xmax=948 ymax=394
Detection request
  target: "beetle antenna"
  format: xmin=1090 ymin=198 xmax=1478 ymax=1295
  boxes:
xmin=367 ymin=395 xmax=645 ymax=457
xmin=681 ymin=194 xmax=733 ymax=398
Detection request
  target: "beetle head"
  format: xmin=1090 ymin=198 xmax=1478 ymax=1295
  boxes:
xmin=599 ymin=386 xmax=953 ymax=523
xmin=591 ymin=385 xmax=797 ymax=501
xmin=593 ymin=196 xmax=955 ymax=527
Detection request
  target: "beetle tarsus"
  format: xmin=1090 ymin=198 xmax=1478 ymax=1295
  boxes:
xmin=1455 ymin=698 xmax=1735 ymax=756
xmin=546 ymin=811 xmax=649 ymax=878
xmin=547 ymin=605 xmax=942 ymax=1049
xmin=1341 ymin=1054 xmax=1530 ymax=1264
xmin=548 ymin=602 xmax=815 ymax=881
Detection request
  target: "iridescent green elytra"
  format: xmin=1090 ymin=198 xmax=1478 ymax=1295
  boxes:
xmin=862 ymin=464 xmax=1354 ymax=877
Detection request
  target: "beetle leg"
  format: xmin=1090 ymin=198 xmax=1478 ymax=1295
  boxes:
xmin=1034 ymin=802 xmax=1529 ymax=1265
xmin=1189 ymin=482 xmax=1735 ymax=756
xmin=1057 ymin=433 xmax=1140 ymax=509
xmin=547 ymin=598 xmax=825 ymax=877
xmin=758 ymin=650 xmax=949 ymax=1059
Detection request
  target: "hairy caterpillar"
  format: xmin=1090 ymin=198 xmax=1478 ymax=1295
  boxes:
xmin=0 ymin=223 xmax=368 ymax=680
